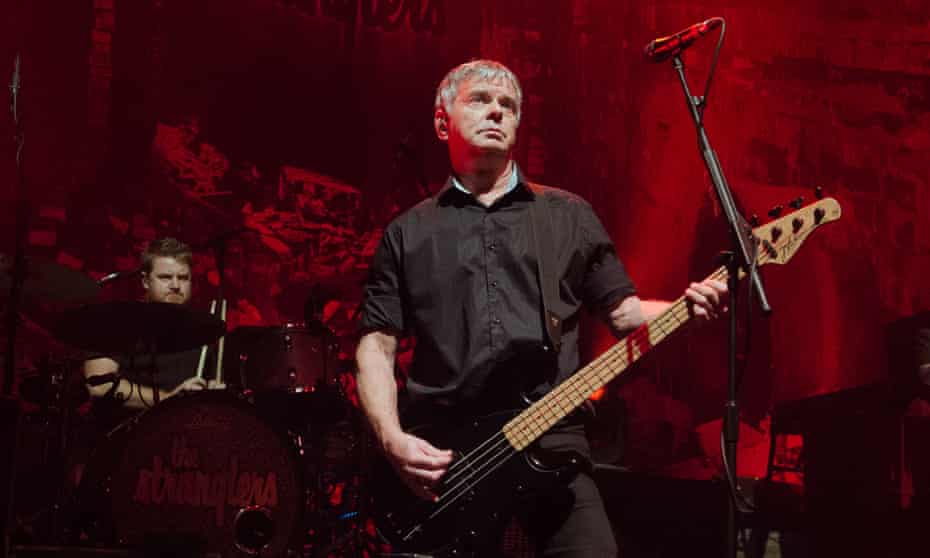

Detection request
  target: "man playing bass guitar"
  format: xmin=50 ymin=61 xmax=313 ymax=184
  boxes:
xmin=356 ymin=59 xmax=728 ymax=557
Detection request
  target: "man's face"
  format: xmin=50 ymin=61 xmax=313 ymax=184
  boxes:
xmin=142 ymin=256 xmax=192 ymax=305
xmin=437 ymin=75 xmax=519 ymax=161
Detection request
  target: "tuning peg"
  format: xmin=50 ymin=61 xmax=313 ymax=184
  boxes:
xmin=750 ymin=214 xmax=760 ymax=227
xmin=768 ymin=205 xmax=783 ymax=218
xmin=814 ymin=207 xmax=826 ymax=224
xmin=815 ymin=187 xmax=824 ymax=200
xmin=762 ymin=239 xmax=778 ymax=259
xmin=771 ymin=226 xmax=783 ymax=243
xmin=789 ymin=196 xmax=804 ymax=209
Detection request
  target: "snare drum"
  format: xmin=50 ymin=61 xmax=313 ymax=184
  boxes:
xmin=79 ymin=391 xmax=304 ymax=557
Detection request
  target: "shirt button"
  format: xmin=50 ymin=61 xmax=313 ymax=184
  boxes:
xmin=492 ymin=316 xmax=501 ymax=325
xmin=491 ymin=281 xmax=498 ymax=288
xmin=488 ymin=242 xmax=497 ymax=251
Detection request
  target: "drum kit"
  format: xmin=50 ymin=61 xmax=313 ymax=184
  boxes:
xmin=2 ymin=255 xmax=377 ymax=558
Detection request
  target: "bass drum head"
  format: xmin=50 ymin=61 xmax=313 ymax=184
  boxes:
xmin=104 ymin=391 xmax=302 ymax=557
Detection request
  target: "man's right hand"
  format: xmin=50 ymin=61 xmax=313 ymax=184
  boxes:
xmin=382 ymin=430 xmax=453 ymax=502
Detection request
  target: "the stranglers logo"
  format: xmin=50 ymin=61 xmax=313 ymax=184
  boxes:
xmin=275 ymin=0 xmax=446 ymax=35
xmin=131 ymin=437 xmax=279 ymax=527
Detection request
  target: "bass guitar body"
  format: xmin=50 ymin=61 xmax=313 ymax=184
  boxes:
xmin=371 ymin=409 xmax=584 ymax=557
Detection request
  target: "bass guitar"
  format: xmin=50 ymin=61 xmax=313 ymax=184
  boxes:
xmin=373 ymin=197 xmax=842 ymax=557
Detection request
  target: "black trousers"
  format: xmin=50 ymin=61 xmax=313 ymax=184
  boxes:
xmin=478 ymin=425 xmax=619 ymax=557
xmin=521 ymin=471 xmax=619 ymax=557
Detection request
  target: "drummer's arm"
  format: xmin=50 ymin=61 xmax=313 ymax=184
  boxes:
xmin=83 ymin=357 xmax=171 ymax=409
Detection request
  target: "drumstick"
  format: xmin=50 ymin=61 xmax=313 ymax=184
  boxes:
xmin=195 ymin=299 xmax=217 ymax=380
xmin=214 ymin=298 xmax=228 ymax=385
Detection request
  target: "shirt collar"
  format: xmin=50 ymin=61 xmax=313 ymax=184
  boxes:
xmin=451 ymin=163 xmax=519 ymax=196
xmin=439 ymin=163 xmax=532 ymax=204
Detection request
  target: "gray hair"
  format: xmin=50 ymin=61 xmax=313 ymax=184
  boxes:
xmin=434 ymin=59 xmax=523 ymax=122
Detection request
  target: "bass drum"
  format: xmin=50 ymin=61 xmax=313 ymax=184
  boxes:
xmin=80 ymin=391 xmax=303 ymax=557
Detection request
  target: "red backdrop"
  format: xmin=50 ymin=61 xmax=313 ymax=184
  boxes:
xmin=2 ymin=0 xmax=928 ymax=478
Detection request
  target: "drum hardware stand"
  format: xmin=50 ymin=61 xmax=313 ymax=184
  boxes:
xmin=30 ymin=357 xmax=77 ymax=545
xmin=298 ymin=306 xmax=372 ymax=556
xmin=302 ymin=410 xmax=376 ymax=557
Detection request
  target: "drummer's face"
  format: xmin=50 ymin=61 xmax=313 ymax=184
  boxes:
xmin=142 ymin=257 xmax=192 ymax=305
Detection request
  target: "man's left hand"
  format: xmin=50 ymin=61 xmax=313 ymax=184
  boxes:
xmin=685 ymin=279 xmax=728 ymax=321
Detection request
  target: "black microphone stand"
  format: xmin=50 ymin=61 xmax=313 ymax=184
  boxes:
xmin=3 ymin=53 xmax=26 ymax=397
xmin=2 ymin=52 xmax=25 ymax=558
xmin=669 ymin=52 xmax=772 ymax=558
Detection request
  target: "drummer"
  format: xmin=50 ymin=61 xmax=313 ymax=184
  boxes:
xmin=83 ymin=238 xmax=225 ymax=412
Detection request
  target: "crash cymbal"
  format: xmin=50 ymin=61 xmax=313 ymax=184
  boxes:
xmin=0 ymin=253 xmax=100 ymax=304
xmin=54 ymin=301 xmax=225 ymax=354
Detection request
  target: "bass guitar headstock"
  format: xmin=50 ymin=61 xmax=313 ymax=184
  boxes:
xmin=752 ymin=196 xmax=841 ymax=267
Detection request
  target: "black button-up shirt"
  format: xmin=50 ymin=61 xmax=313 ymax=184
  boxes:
xmin=360 ymin=168 xmax=636 ymax=409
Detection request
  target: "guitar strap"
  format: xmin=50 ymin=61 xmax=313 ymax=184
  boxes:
xmin=527 ymin=183 xmax=562 ymax=353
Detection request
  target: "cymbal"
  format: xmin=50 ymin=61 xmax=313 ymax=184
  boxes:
xmin=0 ymin=254 xmax=100 ymax=304
xmin=54 ymin=301 xmax=225 ymax=354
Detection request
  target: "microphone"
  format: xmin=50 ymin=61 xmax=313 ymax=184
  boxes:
xmin=643 ymin=18 xmax=722 ymax=63
xmin=97 ymin=267 xmax=141 ymax=286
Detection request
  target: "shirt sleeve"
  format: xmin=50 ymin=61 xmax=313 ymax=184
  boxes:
xmin=578 ymin=204 xmax=636 ymax=313
xmin=358 ymin=224 xmax=407 ymax=335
